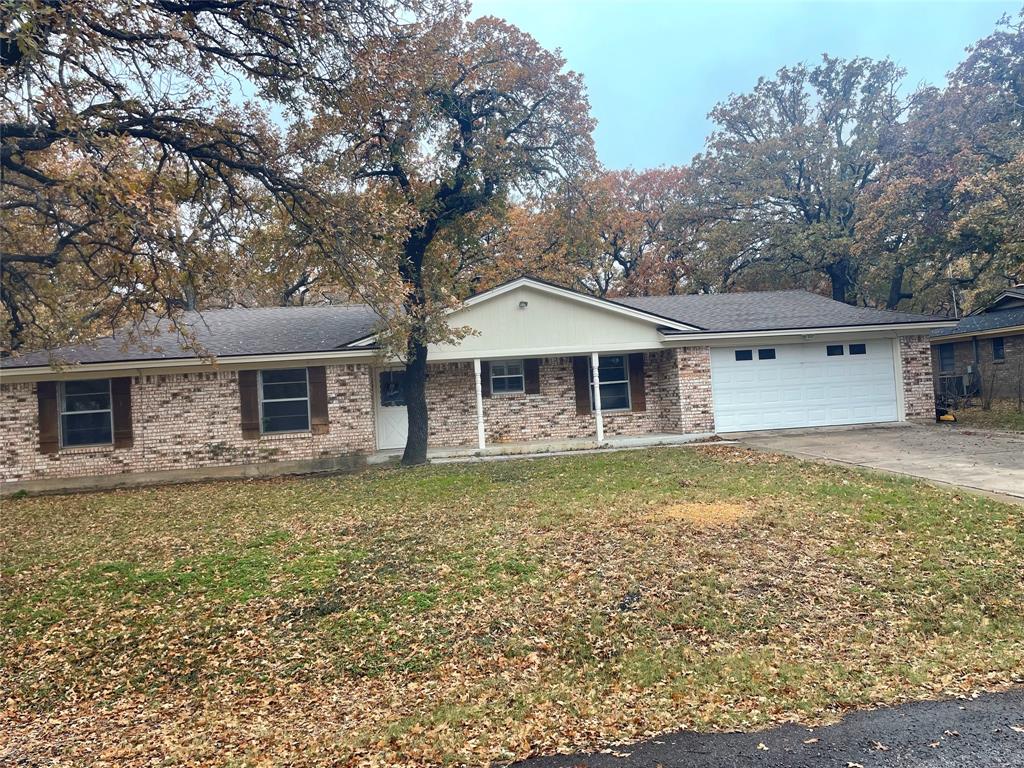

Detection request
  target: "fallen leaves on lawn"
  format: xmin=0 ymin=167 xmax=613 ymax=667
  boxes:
xmin=2 ymin=447 xmax=1023 ymax=767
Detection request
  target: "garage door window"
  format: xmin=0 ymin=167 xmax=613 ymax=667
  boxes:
xmin=757 ymin=348 xmax=776 ymax=360
xmin=734 ymin=350 xmax=753 ymax=361
xmin=849 ymin=343 xmax=866 ymax=355
xmin=826 ymin=345 xmax=844 ymax=356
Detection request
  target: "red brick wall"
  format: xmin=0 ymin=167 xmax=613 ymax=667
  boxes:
xmin=0 ymin=365 xmax=375 ymax=484
xmin=900 ymin=335 xmax=936 ymax=419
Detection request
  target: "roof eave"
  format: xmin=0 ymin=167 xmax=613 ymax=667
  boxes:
xmin=0 ymin=347 xmax=380 ymax=382
xmin=658 ymin=320 xmax=956 ymax=343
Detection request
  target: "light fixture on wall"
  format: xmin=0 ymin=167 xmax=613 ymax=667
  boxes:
xmin=518 ymin=300 xmax=528 ymax=309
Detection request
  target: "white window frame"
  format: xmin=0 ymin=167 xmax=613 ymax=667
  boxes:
xmin=258 ymin=368 xmax=311 ymax=434
xmin=590 ymin=355 xmax=631 ymax=412
xmin=490 ymin=359 xmax=525 ymax=395
xmin=59 ymin=379 xmax=113 ymax=448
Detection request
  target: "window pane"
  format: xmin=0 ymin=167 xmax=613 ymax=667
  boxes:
xmin=261 ymin=368 xmax=307 ymax=384
xmin=262 ymin=399 xmax=309 ymax=432
xmin=262 ymin=380 xmax=308 ymax=400
xmin=493 ymin=360 xmax=523 ymax=377
xmin=598 ymin=355 xmax=627 ymax=379
xmin=993 ymin=338 xmax=1005 ymax=360
xmin=63 ymin=391 xmax=111 ymax=412
xmin=849 ymin=343 xmax=866 ymax=355
xmin=826 ymin=345 xmax=844 ymax=356
xmin=492 ymin=375 xmax=524 ymax=393
xmin=734 ymin=350 xmax=753 ymax=361
xmin=379 ymin=371 xmax=406 ymax=407
xmin=939 ymin=344 xmax=955 ymax=371
xmin=757 ymin=348 xmax=776 ymax=360
xmin=600 ymin=382 xmax=630 ymax=410
xmin=62 ymin=379 xmax=110 ymax=412
xmin=61 ymin=411 xmax=112 ymax=446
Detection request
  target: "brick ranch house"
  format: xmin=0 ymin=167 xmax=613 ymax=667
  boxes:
xmin=930 ymin=286 xmax=1024 ymax=404
xmin=1 ymin=277 xmax=953 ymax=493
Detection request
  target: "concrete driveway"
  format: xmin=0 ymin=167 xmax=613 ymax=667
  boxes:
xmin=734 ymin=423 xmax=1024 ymax=502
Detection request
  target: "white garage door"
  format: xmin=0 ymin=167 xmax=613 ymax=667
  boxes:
xmin=711 ymin=340 xmax=899 ymax=432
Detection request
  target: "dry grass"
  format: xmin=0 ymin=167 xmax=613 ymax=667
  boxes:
xmin=646 ymin=501 xmax=752 ymax=525
xmin=2 ymin=446 xmax=1023 ymax=767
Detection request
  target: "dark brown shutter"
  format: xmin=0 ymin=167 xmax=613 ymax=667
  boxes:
xmin=37 ymin=381 xmax=59 ymax=454
xmin=111 ymin=377 xmax=133 ymax=448
xmin=308 ymin=366 xmax=330 ymax=435
xmin=572 ymin=356 xmax=591 ymax=415
xmin=238 ymin=370 xmax=260 ymax=439
xmin=480 ymin=361 xmax=491 ymax=398
xmin=524 ymin=358 xmax=541 ymax=395
xmin=628 ymin=353 xmax=646 ymax=412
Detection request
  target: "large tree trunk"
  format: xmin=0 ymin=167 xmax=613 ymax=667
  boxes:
xmin=826 ymin=258 xmax=856 ymax=304
xmin=400 ymin=333 xmax=430 ymax=466
xmin=885 ymin=263 xmax=913 ymax=309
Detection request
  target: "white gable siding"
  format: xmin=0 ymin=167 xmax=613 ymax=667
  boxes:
xmin=427 ymin=285 xmax=665 ymax=360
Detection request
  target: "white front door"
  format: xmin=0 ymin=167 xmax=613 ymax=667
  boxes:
xmin=375 ymin=369 xmax=408 ymax=450
xmin=710 ymin=339 xmax=899 ymax=432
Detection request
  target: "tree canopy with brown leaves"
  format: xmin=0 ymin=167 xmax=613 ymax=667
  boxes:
xmin=296 ymin=10 xmax=596 ymax=464
xmin=0 ymin=0 xmax=422 ymax=350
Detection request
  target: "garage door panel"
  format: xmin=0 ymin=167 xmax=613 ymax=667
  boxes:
xmin=711 ymin=340 xmax=899 ymax=432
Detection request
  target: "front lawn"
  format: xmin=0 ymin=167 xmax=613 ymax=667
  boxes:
xmin=955 ymin=399 xmax=1024 ymax=432
xmin=3 ymin=447 xmax=1023 ymax=767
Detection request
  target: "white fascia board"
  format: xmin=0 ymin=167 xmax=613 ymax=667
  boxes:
xmin=0 ymin=348 xmax=378 ymax=383
xmin=658 ymin=321 xmax=957 ymax=346
xmin=929 ymin=324 xmax=1024 ymax=343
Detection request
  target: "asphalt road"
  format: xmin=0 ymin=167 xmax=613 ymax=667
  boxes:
xmin=513 ymin=689 xmax=1024 ymax=768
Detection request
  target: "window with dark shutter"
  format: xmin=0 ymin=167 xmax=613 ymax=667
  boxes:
xmin=307 ymin=366 xmax=330 ymax=435
xmin=572 ymin=356 xmax=591 ymax=415
xmin=628 ymin=353 xmax=646 ymax=412
xmin=111 ymin=377 xmax=133 ymax=448
xmin=238 ymin=370 xmax=260 ymax=439
xmin=37 ymin=381 xmax=59 ymax=455
xmin=59 ymin=379 xmax=113 ymax=447
xmin=259 ymin=368 xmax=310 ymax=433
xmin=524 ymin=358 xmax=541 ymax=395
xmin=479 ymin=361 xmax=491 ymax=398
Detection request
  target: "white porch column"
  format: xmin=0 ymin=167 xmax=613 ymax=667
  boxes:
xmin=473 ymin=358 xmax=486 ymax=451
xmin=590 ymin=351 xmax=604 ymax=443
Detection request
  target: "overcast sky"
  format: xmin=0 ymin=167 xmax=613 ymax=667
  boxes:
xmin=470 ymin=0 xmax=1020 ymax=169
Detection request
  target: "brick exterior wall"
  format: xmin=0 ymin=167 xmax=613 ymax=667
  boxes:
xmin=423 ymin=350 xmax=709 ymax=449
xmin=900 ymin=335 xmax=936 ymax=420
xmin=931 ymin=332 xmax=1024 ymax=400
xmin=675 ymin=346 xmax=716 ymax=433
xmin=0 ymin=365 xmax=375 ymax=484
xmin=6 ymin=336 xmax=936 ymax=487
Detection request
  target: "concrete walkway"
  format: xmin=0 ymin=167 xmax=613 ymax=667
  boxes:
xmin=734 ymin=423 xmax=1024 ymax=501
xmin=514 ymin=689 xmax=1024 ymax=768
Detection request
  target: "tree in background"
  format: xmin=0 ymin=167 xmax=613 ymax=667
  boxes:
xmin=693 ymin=56 xmax=905 ymax=304
xmin=299 ymin=10 xmax=595 ymax=464
xmin=0 ymin=0 xmax=420 ymax=350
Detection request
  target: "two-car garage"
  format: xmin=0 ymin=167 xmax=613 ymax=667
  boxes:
xmin=710 ymin=339 xmax=900 ymax=432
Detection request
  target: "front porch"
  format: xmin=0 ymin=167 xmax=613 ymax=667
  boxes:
xmin=372 ymin=348 xmax=716 ymax=454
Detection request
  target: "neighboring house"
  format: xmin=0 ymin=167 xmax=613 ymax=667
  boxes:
xmin=930 ymin=287 xmax=1024 ymax=403
xmin=0 ymin=277 xmax=952 ymax=492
